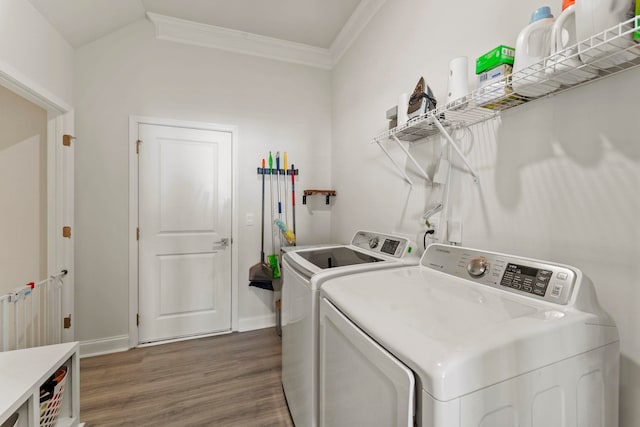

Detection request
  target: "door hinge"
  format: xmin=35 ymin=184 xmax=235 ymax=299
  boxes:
xmin=62 ymin=226 xmax=71 ymax=238
xmin=63 ymin=315 xmax=71 ymax=329
xmin=136 ymin=139 xmax=142 ymax=154
xmin=136 ymin=313 xmax=140 ymax=326
xmin=63 ymin=134 xmax=75 ymax=147
xmin=136 ymin=227 xmax=140 ymax=240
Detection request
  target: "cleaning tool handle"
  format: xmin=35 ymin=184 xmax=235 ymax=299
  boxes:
xmin=269 ymin=152 xmax=273 ymax=172
xmin=291 ymin=164 xmax=296 ymax=238
xmin=291 ymin=165 xmax=296 ymax=206
xmin=284 ymin=152 xmax=288 ymax=172
xmin=276 ymin=152 xmax=282 ymax=215
xmin=260 ymin=158 xmax=266 ymax=262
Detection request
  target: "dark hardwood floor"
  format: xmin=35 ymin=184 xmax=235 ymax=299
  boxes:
xmin=80 ymin=328 xmax=294 ymax=426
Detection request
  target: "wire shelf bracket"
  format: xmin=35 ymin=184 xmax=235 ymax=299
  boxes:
xmin=372 ymin=15 xmax=640 ymax=185
xmin=374 ymin=139 xmax=415 ymax=185
xmin=432 ymin=117 xmax=479 ymax=182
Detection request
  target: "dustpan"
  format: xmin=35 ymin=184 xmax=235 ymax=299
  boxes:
xmin=249 ymin=262 xmax=274 ymax=291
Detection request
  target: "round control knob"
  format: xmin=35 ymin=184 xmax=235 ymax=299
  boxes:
xmin=467 ymin=256 xmax=489 ymax=278
xmin=368 ymin=237 xmax=379 ymax=249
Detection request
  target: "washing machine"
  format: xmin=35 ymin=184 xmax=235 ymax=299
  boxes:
xmin=281 ymin=230 xmax=419 ymax=427
xmin=319 ymin=243 xmax=619 ymax=427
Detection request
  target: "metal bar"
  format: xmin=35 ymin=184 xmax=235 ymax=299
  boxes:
xmin=44 ymin=281 xmax=50 ymax=345
xmin=29 ymin=290 xmax=34 ymax=347
xmin=34 ymin=287 xmax=40 ymax=346
xmin=14 ymin=299 xmax=19 ymax=350
xmin=22 ymin=296 xmax=28 ymax=349
xmin=375 ymin=141 xmax=414 ymax=185
xmin=56 ymin=281 xmax=62 ymax=343
xmin=1 ymin=299 xmax=8 ymax=351
xmin=432 ymin=118 xmax=480 ymax=181
xmin=390 ymin=135 xmax=431 ymax=182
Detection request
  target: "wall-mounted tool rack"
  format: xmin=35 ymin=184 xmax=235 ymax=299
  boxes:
xmin=257 ymin=167 xmax=300 ymax=175
xmin=303 ymin=190 xmax=336 ymax=205
xmin=372 ymin=15 xmax=640 ymax=185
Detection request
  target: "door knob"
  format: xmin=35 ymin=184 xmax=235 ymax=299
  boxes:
xmin=214 ymin=237 xmax=230 ymax=248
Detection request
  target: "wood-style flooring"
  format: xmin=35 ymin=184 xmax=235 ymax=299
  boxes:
xmin=80 ymin=328 xmax=294 ymax=426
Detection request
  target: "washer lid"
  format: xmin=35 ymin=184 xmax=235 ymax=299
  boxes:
xmin=281 ymin=231 xmax=419 ymax=286
xmin=321 ymin=266 xmax=618 ymax=401
xmin=297 ymin=246 xmax=384 ymax=269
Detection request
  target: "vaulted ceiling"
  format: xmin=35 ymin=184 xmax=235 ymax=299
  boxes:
xmin=27 ymin=0 xmax=362 ymax=48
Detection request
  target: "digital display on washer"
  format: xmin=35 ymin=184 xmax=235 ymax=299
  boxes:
xmin=500 ymin=263 xmax=552 ymax=296
xmin=380 ymin=239 xmax=400 ymax=255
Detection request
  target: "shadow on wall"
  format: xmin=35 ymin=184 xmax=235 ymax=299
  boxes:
xmin=620 ymin=355 xmax=640 ymax=425
xmin=494 ymin=71 xmax=640 ymax=210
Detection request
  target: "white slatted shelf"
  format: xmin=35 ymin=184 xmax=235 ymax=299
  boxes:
xmin=372 ymin=15 xmax=640 ymax=184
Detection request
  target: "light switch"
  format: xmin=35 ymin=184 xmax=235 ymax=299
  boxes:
xmin=246 ymin=213 xmax=255 ymax=226
xmin=448 ymin=220 xmax=462 ymax=244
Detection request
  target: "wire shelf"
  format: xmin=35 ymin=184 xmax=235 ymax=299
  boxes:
xmin=372 ymin=15 xmax=640 ymax=145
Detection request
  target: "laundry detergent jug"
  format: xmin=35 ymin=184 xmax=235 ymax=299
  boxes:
xmin=576 ymin=0 xmax=637 ymax=68
xmin=546 ymin=0 xmax=598 ymax=85
xmin=513 ymin=6 xmax=561 ymax=97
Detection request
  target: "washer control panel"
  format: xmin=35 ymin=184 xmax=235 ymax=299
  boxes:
xmin=500 ymin=263 xmax=552 ymax=297
xmin=423 ymin=244 xmax=577 ymax=305
xmin=351 ymin=231 xmax=411 ymax=258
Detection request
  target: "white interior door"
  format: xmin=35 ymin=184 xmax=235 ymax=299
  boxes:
xmin=138 ymin=123 xmax=232 ymax=343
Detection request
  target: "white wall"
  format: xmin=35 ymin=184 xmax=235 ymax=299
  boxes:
xmin=331 ymin=0 xmax=640 ymax=425
xmin=0 ymin=0 xmax=74 ymax=106
xmin=0 ymin=85 xmax=47 ymax=295
xmin=73 ymin=19 xmax=332 ymax=345
xmin=0 ymin=87 xmax=47 ymax=295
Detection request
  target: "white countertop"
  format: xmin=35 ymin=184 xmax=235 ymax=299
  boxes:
xmin=0 ymin=342 xmax=79 ymax=425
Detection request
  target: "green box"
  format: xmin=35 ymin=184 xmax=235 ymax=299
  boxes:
xmin=475 ymin=45 xmax=516 ymax=74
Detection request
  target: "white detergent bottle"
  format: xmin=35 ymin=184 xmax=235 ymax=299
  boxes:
xmin=576 ymin=0 xmax=637 ymax=68
xmin=546 ymin=0 xmax=598 ymax=85
xmin=513 ymin=6 xmax=560 ymax=97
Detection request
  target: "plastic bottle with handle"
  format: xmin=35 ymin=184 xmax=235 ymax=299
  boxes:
xmin=512 ymin=6 xmax=560 ymax=97
xmin=575 ymin=0 xmax=637 ymax=68
xmin=546 ymin=0 xmax=597 ymax=85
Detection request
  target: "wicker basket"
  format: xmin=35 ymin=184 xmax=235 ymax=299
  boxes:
xmin=39 ymin=367 xmax=67 ymax=427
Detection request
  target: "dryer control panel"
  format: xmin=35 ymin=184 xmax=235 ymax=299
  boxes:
xmin=351 ymin=231 xmax=411 ymax=259
xmin=422 ymin=244 xmax=577 ymax=305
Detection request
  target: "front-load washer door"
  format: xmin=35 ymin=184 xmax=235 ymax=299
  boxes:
xmin=319 ymin=297 xmax=415 ymax=427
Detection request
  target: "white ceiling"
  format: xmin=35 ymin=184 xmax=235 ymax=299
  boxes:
xmin=27 ymin=0 xmax=362 ymax=49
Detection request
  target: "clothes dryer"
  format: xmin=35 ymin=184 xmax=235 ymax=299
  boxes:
xmin=319 ymin=244 xmax=619 ymax=427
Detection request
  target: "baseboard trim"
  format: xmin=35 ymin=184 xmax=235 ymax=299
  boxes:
xmin=238 ymin=314 xmax=276 ymax=332
xmin=137 ymin=330 xmax=232 ymax=348
xmin=81 ymin=319 xmax=275 ymax=357
xmin=80 ymin=335 xmax=130 ymax=358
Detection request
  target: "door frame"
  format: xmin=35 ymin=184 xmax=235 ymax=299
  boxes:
xmin=0 ymin=63 xmax=75 ymax=343
xmin=128 ymin=116 xmax=239 ymax=348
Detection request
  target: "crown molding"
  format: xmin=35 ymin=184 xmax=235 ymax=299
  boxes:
xmin=329 ymin=0 xmax=387 ymax=66
xmin=146 ymin=1 xmax=386 ymax=70
xmin=147 ymin=12 xmax=333 ymax=69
